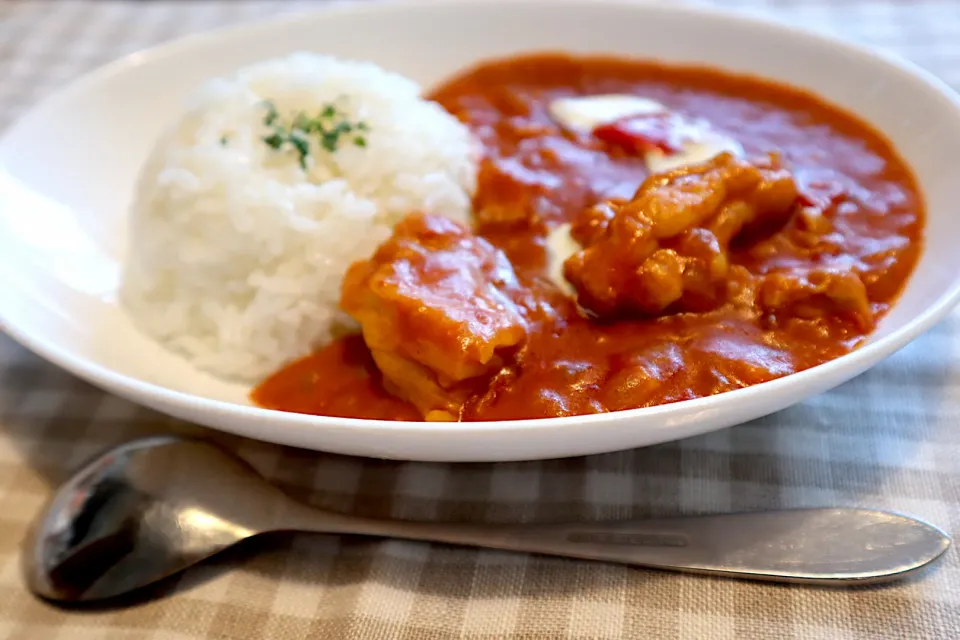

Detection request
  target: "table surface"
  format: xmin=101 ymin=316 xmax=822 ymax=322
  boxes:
xmin=1 ymin=0 xmax=959 ymax=638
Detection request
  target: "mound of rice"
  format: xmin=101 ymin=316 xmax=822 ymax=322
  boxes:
xmin=120 ymin=53 xmax=479 ymax=381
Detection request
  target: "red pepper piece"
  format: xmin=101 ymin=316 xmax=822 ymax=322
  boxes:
xmin=592 ymin=112 xmax=685 ymax=155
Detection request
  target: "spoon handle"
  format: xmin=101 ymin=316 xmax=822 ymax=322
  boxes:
xmin=291 ymin=507 xmax=949 ymax=585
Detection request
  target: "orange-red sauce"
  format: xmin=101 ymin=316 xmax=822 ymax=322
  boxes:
xmin=253 ymin=54 xmax=924 ymax=421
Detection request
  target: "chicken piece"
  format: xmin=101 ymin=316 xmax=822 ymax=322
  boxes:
xmin=473 ymin=157 xmax=558 ymax=228
xmin=563 ymin=152 xmax=800 ymax=317
xmin=341 ymin=214 xmax=528 ymax=421
xmin=789 ymin=204 xmax=842 ymax=251
xmin=758 ymin=268 xmax=874 ymax=331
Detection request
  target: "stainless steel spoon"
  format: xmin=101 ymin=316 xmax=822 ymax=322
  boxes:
xmin=23 ymin=435 xmax=950 ymax=603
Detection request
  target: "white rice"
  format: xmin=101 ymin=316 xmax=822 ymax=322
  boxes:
xmin=120 ymin=53 xmax=479 ymax=381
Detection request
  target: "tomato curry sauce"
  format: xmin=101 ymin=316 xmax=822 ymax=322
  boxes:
xmin=252 ymin=54 xmax=924 ymax=422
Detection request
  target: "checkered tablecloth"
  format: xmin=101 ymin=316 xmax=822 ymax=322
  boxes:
xmin=1 ymin=0 xmax=959 ymax=638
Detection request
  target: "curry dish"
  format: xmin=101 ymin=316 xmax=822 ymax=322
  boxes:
xmin=252 ymin=54 xmax=924 ymax=421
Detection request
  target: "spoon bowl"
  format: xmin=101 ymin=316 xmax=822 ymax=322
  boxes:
xmin=22 ymin=436 xmax=293 ymax=601
xmin=23 ymin=436 xmax=953 ymax=603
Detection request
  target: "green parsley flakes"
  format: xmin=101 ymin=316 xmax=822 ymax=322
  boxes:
xmin=259 ymin=100 xmax=369 ymax=169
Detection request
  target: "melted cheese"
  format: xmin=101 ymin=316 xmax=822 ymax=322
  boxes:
xmin=644 ymin=116 xmax=744 ymax=172
xmin=545 ymin=223 xmax=579 ymax=295
xmin=548 ymin=95 xmax=666 ymax=133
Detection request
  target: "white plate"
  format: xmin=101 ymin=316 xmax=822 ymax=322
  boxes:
xmin=2 ymin=0 xmax=960 ymax=462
